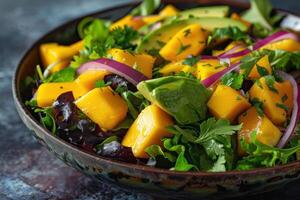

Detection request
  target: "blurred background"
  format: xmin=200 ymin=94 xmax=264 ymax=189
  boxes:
xmin=0 ymin=0 xmax=299 ymax=199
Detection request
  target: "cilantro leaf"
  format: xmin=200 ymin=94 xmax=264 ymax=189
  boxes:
xmin=43 ymin=67 xmax=76 ymax=83
xmin=220 ymin=72 xmax=244 ymax=90
xmin=182 ymin=55 xmax=199 ymax=66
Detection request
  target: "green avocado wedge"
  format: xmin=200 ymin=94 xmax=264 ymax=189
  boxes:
xmin=178 ymin=5 xmax=230 ymax=18
xmin=136 ymin=17 xmax=248 ymax=53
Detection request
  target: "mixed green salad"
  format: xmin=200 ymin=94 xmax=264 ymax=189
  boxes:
xmin=25 ymin=0 xmax=300 ymax=172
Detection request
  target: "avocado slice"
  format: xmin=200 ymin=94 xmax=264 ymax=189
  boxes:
xmin=179 ymin=5 xmax=229 ymax=18
xmin=136 ymin=17 xmax=248 ymax=53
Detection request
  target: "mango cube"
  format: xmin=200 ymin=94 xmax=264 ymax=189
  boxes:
xmin=249 ymin=77 xmax=289 ymax=125
xmin=36 ymin=82 xmax=88 ymax=107
xmin=261 ymin=39 xmax=300 ymax=52
xmin=248 ymin=55 xmax=272 ymax=79
xmin=75 ymin=87 xmax=128 ymax=130
xmin=108 ymin=48 xmax=155 ymax=78
xmin=75 ymin=70 xmax=110 ymax=91
xmin=207 ymin=85 xmax=251 ymax=122
xmin=40 ymin=40 xmax=83 ymax=73
xmin=122 ymin=105 xmax=173 ymax=158
xmin=196 ymin=59 xmax=225 ymax=80
xmin=159 ymin=24 xmax=207 ymax=61
xmin=110 ymin=15 xmax=145 ymax=30
xmin=238 ymin=107 xmax=282 ymax=155
xmin=159 ymin=5 xmax=179 ymax=16
xmin=159 ymin=60 xmax=195 ymax=76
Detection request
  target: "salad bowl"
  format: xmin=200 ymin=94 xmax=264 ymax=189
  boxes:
xmin=12 ymin=0 xmax=300 ymax=199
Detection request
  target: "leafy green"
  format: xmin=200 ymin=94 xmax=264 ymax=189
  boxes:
xmin=95 ymin=80 xmax=110 ymax=88
xmin=146 ymin=118 xmax=242 ymax=172
xmin=264 ymin=75 xmax=278 ymax=93
xmin=137 ymin=76 xmax=211 ymax=124
xmin=237 ymin=132 xmax=300 ymax=170
xmin=130 ymin=0 xmax=161 ymax=16
xmin=34 ymin=107 xmax=56 ymax=134
xmin=121 ymin=91 xmax=150 ymax=119
xmin=71 ymin=18 xmax=139 ymax=68
xmin=220 ymin=72 xmax=244 ymax=90
xmin=43 ymin=67 xmax=76 ymax=83
xmin=95 ymin=136 xmax=119 ymax=151
xmin=209 ymin=26 xmax=252 ymax=45
xmin=25 ymin=99 xmax=37 ymax=108
xmin=242 ymin=0 xmax=283 ymax=31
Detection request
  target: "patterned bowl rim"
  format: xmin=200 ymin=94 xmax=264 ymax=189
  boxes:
xmin=12 ymin=0 xmax=300 ymax=178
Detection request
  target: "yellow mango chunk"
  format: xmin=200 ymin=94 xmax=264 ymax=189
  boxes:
xmin=75 ymin=70 xmax=111 ymax=91
xmin=207 ymin=85 xmax=251 ymax=122
xmin=261 ymin=39 xmax=300 ymax=52
xmin=108 ymin=48 xmax=155 ymax=78
xmin=75 ymin=87 xmax=128 ymax=130
xmin=142 ymin=15 xmax=163 ymax=24
xmin=159 ymin=5 xmax=179 ymax=16
xmin=40 ymin=40 xmax=83 ymax=73
xmin=248 ymin=55 xmax=272 ymax=79
xmin=36 ymin=82 xmax=88 ymax=107
xmin=224 ymin=41 xmax=246 ymax=63
xmin=196 ymin=59 xmax=225 ymax=80
xmin=159 ymin=24 xmax=207 ymax=61
xmin=212 ymin=50 xmax=225 ymax=56
xmin=238 ymin=107 xmax=282 ymax=155
xmin=159 ymin=61 xmax=194 ymax=76
xmin=277 ymin=80 xmax=294 ymax=115
xmin=122 ymin=105 xmax=173 ymax=158
xmin=110 ymin=15 xmax=145 ymax=30
xmin=249 ymin=77 xmax=288 ymax=125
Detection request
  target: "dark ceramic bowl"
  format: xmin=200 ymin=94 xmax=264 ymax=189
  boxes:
xmin=12 ymin=0 xmax=300 ymax=199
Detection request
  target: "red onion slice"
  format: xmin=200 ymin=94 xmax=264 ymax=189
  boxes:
xmin=77 ymin=58 xmax=148 ymax=85
xmin=277 ymin=71 xmax=300 ymax=148
xmin=218 ymin=31 xmax=299 ymax=59
xmin=201 ymin=62 xmax=241 ymax=87
xmin=218 ymin=43 xmax=246 ymax=58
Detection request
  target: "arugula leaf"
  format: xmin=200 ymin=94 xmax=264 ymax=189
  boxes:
xmin=44 ymin=67 xmax=76 ymax=83
xmin=220 ymin=72 xmax=244 ymax=90
xmin=130 ymin=0 xmax=161 ymax=16
xmin=209 ymin=26 xmax=252 ymax=45
xmin=145 ymin=145 xmax=176 ymax=162
xmin=237 ymin=132 xmax=300 ymax=170
xmin=34 ymin=107 xmax=56 ymax=134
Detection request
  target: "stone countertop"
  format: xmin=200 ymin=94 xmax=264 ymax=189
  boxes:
xmin=0 ymin=0 xmax=299 ymax=199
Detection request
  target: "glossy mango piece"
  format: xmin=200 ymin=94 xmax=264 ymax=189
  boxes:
xmin=277 ymin=80 xmax=294 ymax=115
xmin=142 ymin=15 xmax=163 ymax=24
xmin=207 ymin=85 xmax=251 ymax=123
xmin=238 ymin=107 xmax=282 ymax=155
xmin=159 ymin=24 xmax=207 ymax=61
xmin=110 ymin=15 xmax=145 ymax=30
xmin=159 ymin=5 xmax=179 ymax=16
xmin=39 ymin=40 xmax=83 ymax=73
xmin=196 ymin=59 xmax=225 ymax=80
xmin=249 ymin=77 xmax=288 ymax=125
xmin=75 ymin=87 xmax=128 ymax=130
xmin=122 ymin=105 xmax=173 ymax=158
xmin=36 ymin=82 xmax=88 ymax=107
xmin=248 ymin=55 xmax=272 ymax=79
xmin=75 ymin=70 xmax=111 ymax=91
xmin=108 ymin=48 xmax=155 ymax=78
xmin=261 ymin=39 xmax=300 ymax=52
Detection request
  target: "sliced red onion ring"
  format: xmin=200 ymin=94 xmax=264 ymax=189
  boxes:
xmin=218 ymin=31 xmax=299 ymax=59
xmin=77 ymin=58 xmax=148 ymax=85
xmin=217 ymin=43 xmax=246 ymax=58
xmin=201 ymin=62 xmax=241 ymax=87
xmin=277 ymin=71 xmax=300 ymax=148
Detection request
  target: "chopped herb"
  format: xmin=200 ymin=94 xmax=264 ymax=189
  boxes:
xmin=251 ymin=98 xmax=264 ymax=117
xmin=255 ymin=79 xmax=263 ymax=89
xmin=25 ymin=99 xmax=37 ymax=108
xmin=236 ymin=96 xmax=242 ymax=101
xmin=264 ymin=75 xmax=278 ymax=93
xmin=256 ymin=64 xmax=269 ymax=76
xmin=276 ymin=103 xmax=289 ymax=112
xmin=95 ymin=80 xmax=111 ymax=88
xmin=209 ymin=26 xmax=252 ymax=45
xmin=281 ymin=94 xmax=288 ymax=103
xmin=156 ymin=40 xmax=166 ymax=48
xmin=176 ymin=40 xmax=191 ymax=55
xmin=182 ymin=55 xmax=199 ymax=66
xmin=183 ymin=29 xmax=191 ymax=37
xmin=220 ymin=72 xmax=244 ymax=90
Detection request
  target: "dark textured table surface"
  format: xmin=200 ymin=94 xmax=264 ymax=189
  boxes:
xmin=1 ymin=0 xmax=300 ymax=199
